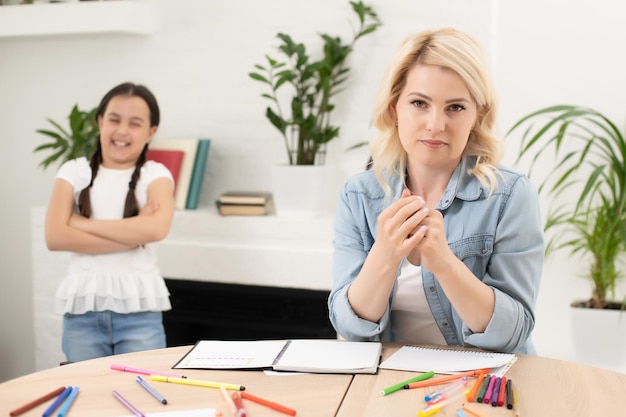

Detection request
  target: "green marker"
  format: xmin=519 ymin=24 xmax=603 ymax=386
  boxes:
xmin=476 ymin=374 xmax=492 ymax=403
xmin=380 ymin=371 xmax=435 ymax=396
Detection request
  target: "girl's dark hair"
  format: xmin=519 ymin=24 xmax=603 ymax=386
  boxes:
xmin=78 ymin=82 xmax=160 ymax=219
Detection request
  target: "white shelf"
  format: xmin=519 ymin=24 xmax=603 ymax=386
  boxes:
xmin=0 ymin=1 xmax=157 ymax=38
xmin=157 ymin=210 xmax=335 ymax=291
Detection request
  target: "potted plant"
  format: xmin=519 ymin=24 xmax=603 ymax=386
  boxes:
xmin=33 ymin=104 xmax=99 ymax=170
xmin=248 ymin=1 xmax=381 ymax=216
xmin=507 ymin=104 xmax=626 ymax=371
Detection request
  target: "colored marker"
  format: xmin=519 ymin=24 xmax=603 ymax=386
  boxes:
xmin=405 ymin=369 xmax=489 ymax=389
xmin=136 ymin=376 xmax=167 ymax=404
xmin=9 ymin=386 xmax=65 ymax=417
xmin=490 ymin=377 xmax=502 ymax=406
xmin=497 ymin=376 xmax=507 ymax=406
xmin=150 ymin=374 xmax=245 ymax=391
xmin=425 ymin=377 xmax=469 ymax=405
xmin=506 ymin=379 xmax=513 ymax=409
xmin=57 ymin=386 xmax=79 ymax=417
xmin=476 ymin=374 xmax=491 ymax=403
xmin=110 ymin=364 xmax=186 ymax=378
xmin=231 ymin=391 xmax=247 ymax=417
xmin=220 ymin=386 xmax=237 ymax=415
xmin=467 ymin=372 xmax=486 ymax=402
xmin=417 ymin=389 xmax=469 ymax=417
xmin=482 ymin=375 xmax=497 ymax=404
xmin=462 ymin=402 xmax=495 ymax=417
xmin=240 ymin=391 xmax=297 ymax=416
xmin=380 ymin=371 xmax=435 ymax=396
xmin=42 ymin=387 xmax=73 ymax=417
xmin=113 ymin=390 xmax=145 ymax=417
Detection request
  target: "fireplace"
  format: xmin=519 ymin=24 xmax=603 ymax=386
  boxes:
xmin=163 ymin=279 xmax=337 ymax=346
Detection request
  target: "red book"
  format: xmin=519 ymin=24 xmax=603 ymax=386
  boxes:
xmin=146 ymin=149 xmax=185 ymax=192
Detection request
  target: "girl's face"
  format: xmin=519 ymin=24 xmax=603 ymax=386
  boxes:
xmin=393 ymin=64 xmax=477 ymax=172
xmin=97 ymin=95 xmax=157 ymax=169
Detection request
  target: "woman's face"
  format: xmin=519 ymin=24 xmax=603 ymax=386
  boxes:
xmin=97 ymin=95 xmax=157 ymax=169
xmin=393 ymin=64 xmax=477 ymax=171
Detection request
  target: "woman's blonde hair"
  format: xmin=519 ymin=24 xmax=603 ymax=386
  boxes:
xmin=370 ymin=27 xmax=503 ymax=197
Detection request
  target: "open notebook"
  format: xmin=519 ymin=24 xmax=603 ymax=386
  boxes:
xmin=379 ymin=345 xmax=517 ymax=376
xmin=173 ymin=339 xmax=383 ymax=374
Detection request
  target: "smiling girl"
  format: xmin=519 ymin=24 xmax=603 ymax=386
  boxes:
xmin=45 ymin=82 xmax=175 ymax=362
xmin=328 ymin=28 xmax=544 ymax=354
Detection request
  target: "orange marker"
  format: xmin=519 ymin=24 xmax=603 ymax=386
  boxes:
xmin=240 ymin=391 xmax=297 ymax=416
xmin=404 ymin=368 xmax=490 ymax=389
xmin=467 ymin=372 xmax=486 ymax=402
xmin=462 ymin=402 xmax=495 ymax=417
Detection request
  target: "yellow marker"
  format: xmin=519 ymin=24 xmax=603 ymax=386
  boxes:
xmin=150 ymin=374 xmax=245 ymax=391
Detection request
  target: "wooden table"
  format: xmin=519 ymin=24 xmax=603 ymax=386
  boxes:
xmin=337 ymin=343 xmax=626 ymax=417
xmin=0 ymin=345 xmax=352 ymax=417
xmin=2 ymin=343 xmax=626 ymax=417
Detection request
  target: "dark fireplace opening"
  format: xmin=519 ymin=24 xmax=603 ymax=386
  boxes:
xmin=163 ymin=279 xmax=336 ymax=346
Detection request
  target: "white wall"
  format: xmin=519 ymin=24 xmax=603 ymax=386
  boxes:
xmin=2 ymin=0 xmax=626 ymax=381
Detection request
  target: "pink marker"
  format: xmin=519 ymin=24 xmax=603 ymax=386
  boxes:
xmin=110 ymin=364 xmax=187 ymax=378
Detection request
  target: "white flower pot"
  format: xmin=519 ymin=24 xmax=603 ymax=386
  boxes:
xmin=271 ymin=164 xmax=334 ymax=217
xmin=570 ymin=304 xmax=626 ymax=373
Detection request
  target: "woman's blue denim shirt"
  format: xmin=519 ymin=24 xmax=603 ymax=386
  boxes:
xmin=328 ymin=157 xmax=544 ymax=354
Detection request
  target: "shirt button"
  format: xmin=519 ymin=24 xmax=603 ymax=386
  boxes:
xmin=442 ymin=322 xmax=449 ymax=327
xmin=481 ymin=248 xmax=487 ymax=254
xmin=429 ymin=286 xmax=436 ymax=292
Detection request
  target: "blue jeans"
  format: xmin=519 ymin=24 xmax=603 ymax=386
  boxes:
xmin=62 ymin=311 xmax=166 ymax=362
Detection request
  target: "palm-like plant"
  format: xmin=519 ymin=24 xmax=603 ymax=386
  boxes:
xmin=34 ymin=104 xmax=99 ymax=170
xmin=508 ymin=105 xmax=626 ymax=309
xmin=248 ymin=1 xmax=382 ymax=165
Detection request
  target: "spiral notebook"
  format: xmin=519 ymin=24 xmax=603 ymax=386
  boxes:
xmin=173 ymin=339 xmax=383 ymax=374
xmin=379 ymin=346 xmax=516 ymax=376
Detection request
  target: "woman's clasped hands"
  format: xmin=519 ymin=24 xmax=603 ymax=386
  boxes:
xmin=377 ymin=189 xmax=452 ymax=273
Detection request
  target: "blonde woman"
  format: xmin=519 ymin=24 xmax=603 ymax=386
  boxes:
xmin=328 ymin=28 xmax=543 ymax=354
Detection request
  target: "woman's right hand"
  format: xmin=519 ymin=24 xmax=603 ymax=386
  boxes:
xmin=346 ymin=189 xmax=430 ymax=322
xmin=375 ymin=189 xmax=429 ymax=263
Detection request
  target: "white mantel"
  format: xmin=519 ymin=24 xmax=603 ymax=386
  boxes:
xmin=159 ymin=210 xmax=334 ymax=290
xmin=31 ymin=207 xmax=334 ymax=371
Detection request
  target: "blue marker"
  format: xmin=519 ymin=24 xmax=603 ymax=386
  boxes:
xmin=42 ymin=386 xmax=72 ymax=417
xmin=136 ymin=375 xmax=167 ymax=404
xmin=57 ymin=386 xmax=79 ymax=417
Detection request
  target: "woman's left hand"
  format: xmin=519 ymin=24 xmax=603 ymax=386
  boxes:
xmin=414 ymin=209 xmax=454 ymax=274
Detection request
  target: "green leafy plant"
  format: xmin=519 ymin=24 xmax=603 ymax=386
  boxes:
xmin=508 ymin=105 xmax=626 ymax=309
xmin=34 ymin=104 xmax=99 ymax=170
xmin=249 ymin=1 xmax=382 ymax=165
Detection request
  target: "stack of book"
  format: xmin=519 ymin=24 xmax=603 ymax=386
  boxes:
xmin=216 ymin=191 xmax=273 ymax=216
xmin=147 ymin=138 xmax=211 ymax=210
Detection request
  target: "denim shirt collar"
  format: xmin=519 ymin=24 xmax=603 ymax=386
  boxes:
xmin=389 ymin=156 xmax=485 ymax=211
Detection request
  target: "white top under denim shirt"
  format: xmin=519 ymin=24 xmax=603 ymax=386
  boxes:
xmin=328 ymin=156 xmax=544 ymax=354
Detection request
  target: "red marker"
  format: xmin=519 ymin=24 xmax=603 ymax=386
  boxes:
xmin=231 ymin=391 xmax=247 ymax=417
xmin=9 ymin=386 xmax=66 ymax=417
